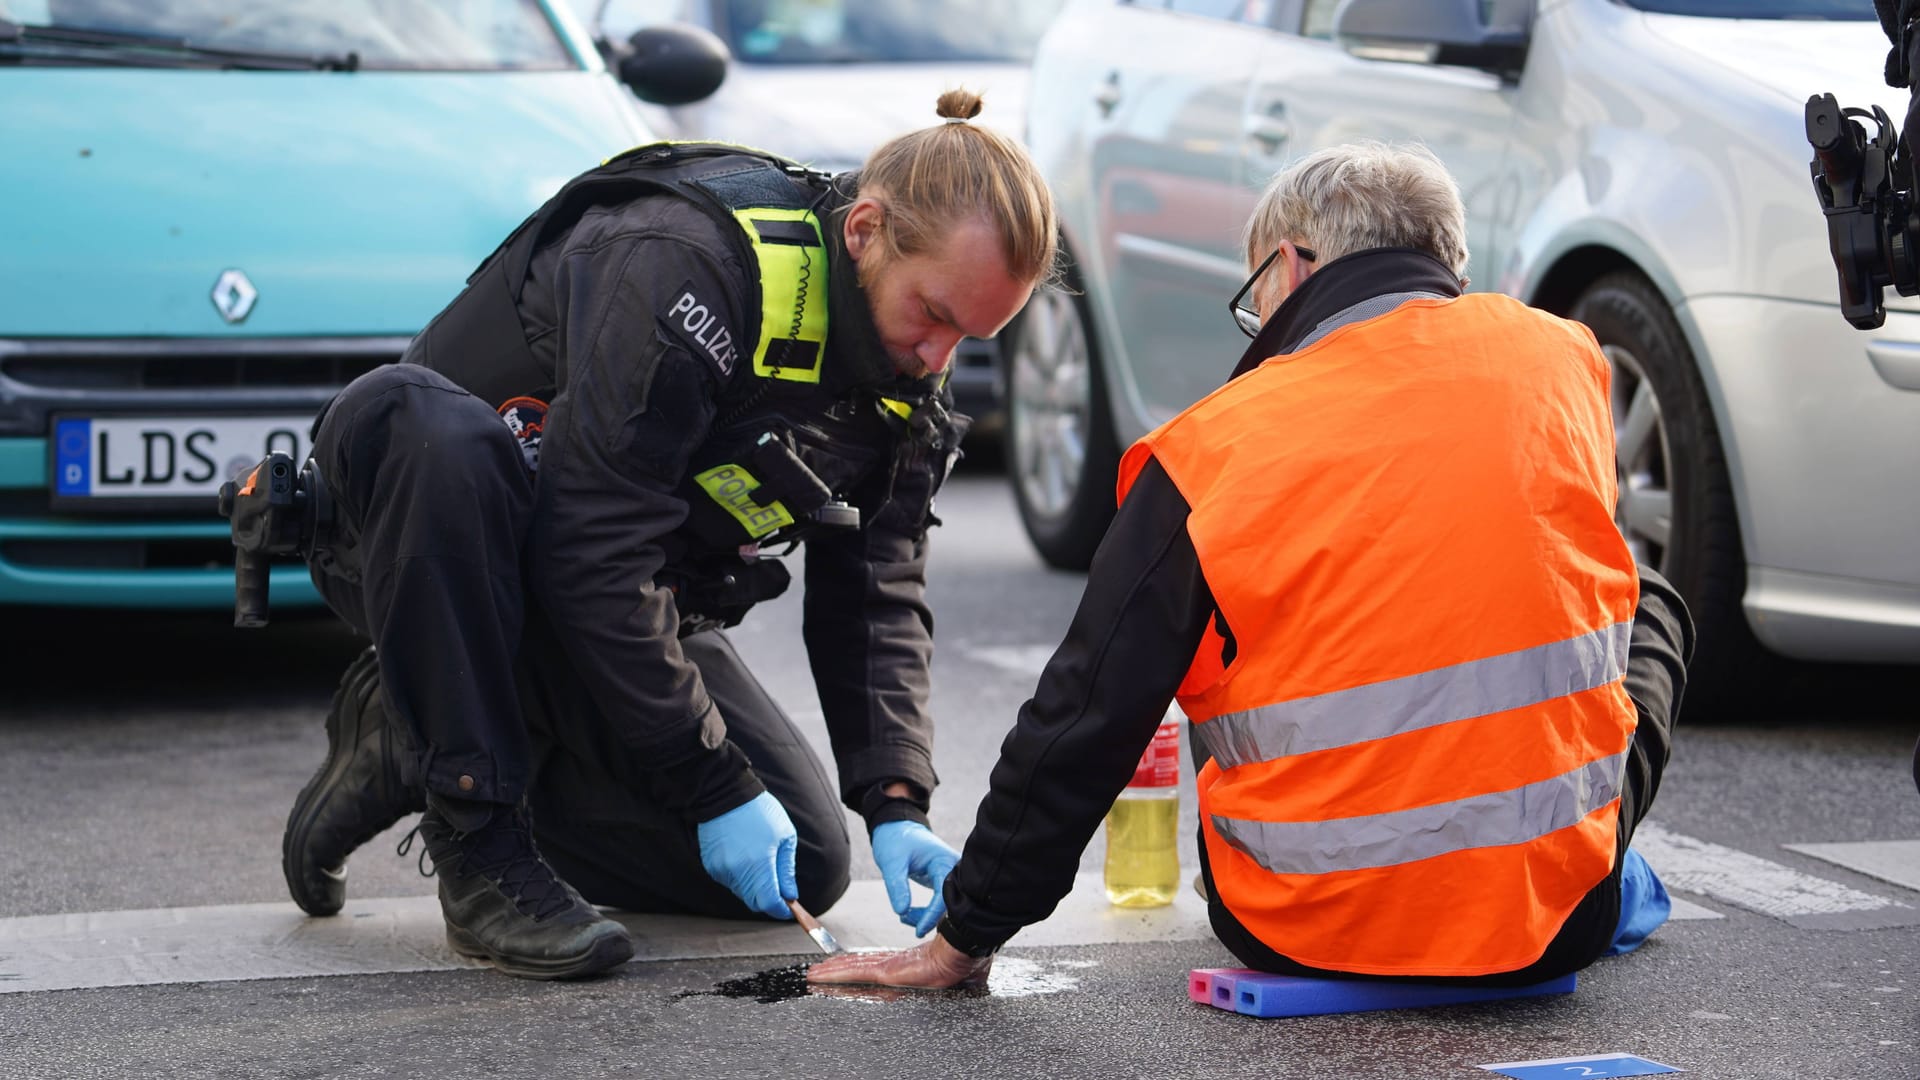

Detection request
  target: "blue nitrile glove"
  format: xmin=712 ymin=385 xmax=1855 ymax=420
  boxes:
xmin=696 ymin=791 xmax=798 ymax=921
xmin=1605 ymin=847 xmax=1672 ymax=955
xmin=871 ymin=820 xmax=961 ymax=938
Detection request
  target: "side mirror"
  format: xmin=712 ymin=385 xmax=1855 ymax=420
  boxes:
xmin=1334 ymin=0 xmax=1531 ymax=79
xmin=618 ymin=23 xmax=728 ymax=106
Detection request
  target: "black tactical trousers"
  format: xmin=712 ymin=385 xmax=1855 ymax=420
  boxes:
xmin=307 ymin=364 xmax=850 ymax=915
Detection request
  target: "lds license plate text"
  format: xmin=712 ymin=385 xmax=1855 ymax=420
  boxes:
xmin=53 ymin=415 xmax=314 ymax=499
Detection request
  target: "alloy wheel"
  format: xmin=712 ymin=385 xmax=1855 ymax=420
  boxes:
xmin=1010 ymin=287 xmax=1095 ymax=521
xmin=1605 ymin=343 xmax=1674 ymax=568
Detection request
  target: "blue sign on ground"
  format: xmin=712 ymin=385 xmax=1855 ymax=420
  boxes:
xmin=1478 ymin=1053 xmax=1682 ymax=1079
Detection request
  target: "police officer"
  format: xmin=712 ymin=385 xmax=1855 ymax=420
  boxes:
xmin=269 ymin=90 xmax=1056 ymax=980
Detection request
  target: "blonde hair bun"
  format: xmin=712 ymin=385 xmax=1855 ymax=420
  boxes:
xmin=935 ymin=88 xmax=985 ymax=121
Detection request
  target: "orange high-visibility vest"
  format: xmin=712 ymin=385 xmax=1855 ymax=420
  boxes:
xmin=1119 ymin=293 xmax=1638 ymax=977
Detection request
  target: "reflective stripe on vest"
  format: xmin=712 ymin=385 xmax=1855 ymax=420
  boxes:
xmin=1193 ymin=620 xmax=1632 ymax=769
xmin=734 ymin=208 xmax=829 ymax=384
xmin=1213 ymin=747 xmax=1629 ymax=876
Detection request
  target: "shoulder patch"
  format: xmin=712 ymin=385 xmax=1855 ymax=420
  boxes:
xmin=497 ymin=396 xmax=548 ymax=472
xmin=660 ymin=278 xmax=739 ymax=377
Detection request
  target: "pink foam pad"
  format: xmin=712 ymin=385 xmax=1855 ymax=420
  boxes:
xmin=1187 ymin=968 xmax=1261 ymax=1009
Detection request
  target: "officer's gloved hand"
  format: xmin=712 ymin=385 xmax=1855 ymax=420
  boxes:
xmin=871 ymin=820 xmax=961 ymax=937
xmin=697 ymin=791 xmax=798 ymax=920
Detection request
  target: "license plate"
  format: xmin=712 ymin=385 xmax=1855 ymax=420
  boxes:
xmin=51 ymin=414 xmax=315 ymax=505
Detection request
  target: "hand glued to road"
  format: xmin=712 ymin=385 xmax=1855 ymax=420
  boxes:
xmin=805 ymin=933 xmax=991 ymax=991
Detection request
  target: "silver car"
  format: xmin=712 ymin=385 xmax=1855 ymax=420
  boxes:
xmin=1009 ymin=0 xmax=1915 ymax=707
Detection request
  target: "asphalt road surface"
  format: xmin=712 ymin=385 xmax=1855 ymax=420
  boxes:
xmin=1 ymin=467 xmax=1916 ymax=1079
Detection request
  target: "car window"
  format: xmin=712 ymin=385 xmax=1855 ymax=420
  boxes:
xmin=1298 ymin=0 xmax=1342 ymax=38
xmin=716 ymin=0 xmax=1066 ymax=64
xmin=0 ymin=0 xmax=575 ymax=69
xmin=1133 ymin=0 xmax=1281 ymax=23
xmin=1615 ymin=0 xmax=1871 ymax=15
xmin=1165 ymin=0 xmax=1255 ymax=19
xmin=1298 ymin=0 xmax=1529 ymax=37
xmin=589 ymin=0 xmax=688 ymax=30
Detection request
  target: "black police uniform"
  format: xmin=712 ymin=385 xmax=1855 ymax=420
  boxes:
xmin=303 ymin=144 xmax=965 ymax=916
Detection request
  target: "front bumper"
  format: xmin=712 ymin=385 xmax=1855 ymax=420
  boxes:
xmin=0 ymin=336 xmax=400 ymax=609
xmin=0 ymin=437 xmax=316 ymax=608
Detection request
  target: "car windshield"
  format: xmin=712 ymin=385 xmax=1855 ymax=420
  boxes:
xmin=1616 ymin=0 xmax=1874 ymax=17
xmin=717 ymin=0 xmax=1064 ymax=64
xmin=0 ymin=0 xmax=574 ymax=69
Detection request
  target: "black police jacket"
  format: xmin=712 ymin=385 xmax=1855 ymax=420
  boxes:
xmin=405 ymin=145 xmax=962 ymax=826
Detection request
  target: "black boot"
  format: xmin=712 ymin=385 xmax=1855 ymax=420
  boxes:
xmin=419 ymin=799 xmax=634 ymax=980
xmin=283 ymin=647 xmax=426 ymax=916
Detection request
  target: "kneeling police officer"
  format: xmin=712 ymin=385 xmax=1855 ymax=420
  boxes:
xmin=234 ymin=90 xmax=1055 ymax=980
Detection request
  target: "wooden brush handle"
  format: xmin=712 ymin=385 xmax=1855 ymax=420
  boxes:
xmin=788 ymin=900 xmax=824 ymax=932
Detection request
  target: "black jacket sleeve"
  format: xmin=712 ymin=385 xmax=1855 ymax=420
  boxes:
xmin=1621 ymin=564 xmax=1693 ymax=815
xmin=938 ymin=459 xmax=1215 ymax=955
xmin=801 ymin=429 xmax=942 ymax=832
xmin=521 ymin=200 xmax=764 ymax=821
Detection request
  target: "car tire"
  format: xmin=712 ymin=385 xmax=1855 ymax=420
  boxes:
xmin=1007 ymin=277 xmax=1120 ymax=571
xmin=1571 ymin=270 xmax=1767 ymax=714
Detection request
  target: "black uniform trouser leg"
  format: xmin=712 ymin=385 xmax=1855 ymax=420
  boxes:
xmin=518 ymin=625 xmax=852 ymax=918
xmin=307 ymin=364 xmax=535 ymax=807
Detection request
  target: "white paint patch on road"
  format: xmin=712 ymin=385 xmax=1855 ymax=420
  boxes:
xmin=1634 ymin=822 xmax=1920 ymax=930
xmin=0 ymin=873 xmax=1210 ymax=996
xmin=1782 ymin=840 xmax=1920 ymax=895
xmin=984 ymin=956 xmax=1085 ymax=998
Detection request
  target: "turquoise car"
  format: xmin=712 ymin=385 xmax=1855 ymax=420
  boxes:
xmin=0 ymin=0 xmax=716 ymax=609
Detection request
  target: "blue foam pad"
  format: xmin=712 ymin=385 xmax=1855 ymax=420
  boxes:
xmin=1188 ymin=968 xmax=1577 ymax=1018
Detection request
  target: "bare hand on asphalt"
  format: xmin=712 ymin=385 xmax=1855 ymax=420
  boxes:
xmin=805 ymin=934 xmax=991 ymax=991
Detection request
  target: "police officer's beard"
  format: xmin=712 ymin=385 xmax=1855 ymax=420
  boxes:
xmin=855 ymin=245 xmax=925 ymax=377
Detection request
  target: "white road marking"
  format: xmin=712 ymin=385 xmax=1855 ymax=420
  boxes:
xmin=1634 ymin=822 xmax=1920 ymax=930
xmin=0 ymin=873 xmax=1210 ymax=996
xmin=1782 ymin=840 xmax=1920 ymax=895
xmin=1666 ymin=895 xmax=1722 ymax=921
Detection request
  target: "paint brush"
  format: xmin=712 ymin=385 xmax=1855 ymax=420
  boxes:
xmin=788 ymin=900 xmax=842 ymax=954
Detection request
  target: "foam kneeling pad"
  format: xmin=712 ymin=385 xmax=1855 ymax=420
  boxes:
xmin=1189 ymin=967 xmax=1576 ymax=1018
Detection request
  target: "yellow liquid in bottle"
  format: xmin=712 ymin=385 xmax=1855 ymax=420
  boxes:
xmin=1104 ymin=794 xmax=1179 ymax=908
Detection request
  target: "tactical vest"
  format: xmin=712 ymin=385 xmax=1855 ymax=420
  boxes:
xmin=1119 ymin=293 xmax=1639 ymax=977
xmin=407 ymin=142 xmax=964 ymax=630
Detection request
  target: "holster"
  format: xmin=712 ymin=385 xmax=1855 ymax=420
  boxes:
xmin=217 ymin=452 xmax=334 ymax=628
xmin=660 ymin=555 xmax=793 ymax=637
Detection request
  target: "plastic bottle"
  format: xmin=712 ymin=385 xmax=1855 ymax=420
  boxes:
xmin=1105 ymin=713 xmax=1181 ymax=907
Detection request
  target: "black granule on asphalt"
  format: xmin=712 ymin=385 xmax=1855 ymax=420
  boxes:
xmin=677 ymin=963 xmax=814 ymax=1004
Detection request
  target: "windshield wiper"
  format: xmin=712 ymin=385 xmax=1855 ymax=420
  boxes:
xmin=0 ymin=18 xmax=360 ymax=71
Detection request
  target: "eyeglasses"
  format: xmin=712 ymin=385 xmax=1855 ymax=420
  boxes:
xmin=1229 ymin=244 xmax=1315 ymax=338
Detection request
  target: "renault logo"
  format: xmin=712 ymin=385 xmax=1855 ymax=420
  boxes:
xmin=211 ymin=269 xmax=258 ymax=324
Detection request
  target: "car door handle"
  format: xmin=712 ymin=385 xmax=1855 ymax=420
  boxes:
xmin=1244 ymin=102 xmax=1291 ymax=154
xmin=1095 ymin=72 xmax=1122 ymax=118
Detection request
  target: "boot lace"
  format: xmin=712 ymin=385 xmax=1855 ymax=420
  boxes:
xmin=433 ymin=809 xmax=575 ymax=921
xmin=396 ymin=825 xmax=433 ymax=878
